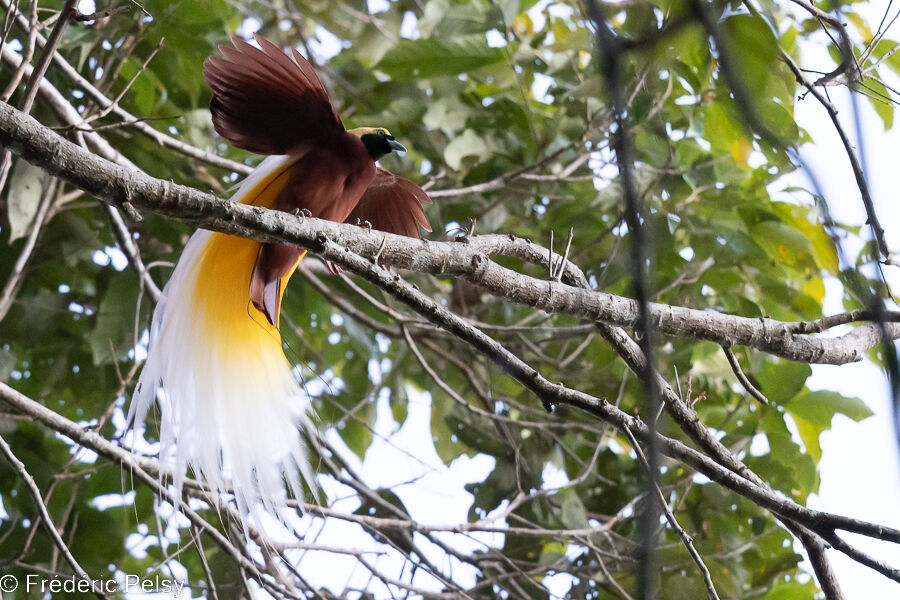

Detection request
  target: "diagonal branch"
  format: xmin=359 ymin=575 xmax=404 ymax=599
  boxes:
xmin=623 ymin=426 xmax=720 ymax=600
xmin=1 ymin=44 xmax=161 ymax=302
xmin=0 ymin=432 xmax=108 ymax=599
xmin=0 ymin=0 xmax=76 ymax=192
xmin=0 ymin=100 xmax=897 ymax=366
xmin=0 ymin=0 xmax=251 ymax=175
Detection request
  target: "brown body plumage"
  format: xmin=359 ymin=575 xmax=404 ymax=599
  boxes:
xmin=203 ymin=34 xmax=430 ymax=326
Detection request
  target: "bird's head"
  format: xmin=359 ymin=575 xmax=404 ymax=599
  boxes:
xmin=349 ymin=127 xmax=407 ymax=161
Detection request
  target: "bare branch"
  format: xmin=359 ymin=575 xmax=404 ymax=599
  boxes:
xmin=623 ymin=427 xmax=721 ymax=600
xmin=0 ymin=100 xmax=895 ymax=365
xmin=722 ymin=345 xmax=770 ymax=405
xmin=0 ymin=432 xmax=108 ymax=599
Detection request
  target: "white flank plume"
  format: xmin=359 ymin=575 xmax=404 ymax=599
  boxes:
xmin=131 ymin=155 xmax=314 ymax=523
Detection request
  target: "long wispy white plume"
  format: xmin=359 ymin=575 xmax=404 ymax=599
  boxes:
xmin=131 ymin=155 xmax=314 ymax=520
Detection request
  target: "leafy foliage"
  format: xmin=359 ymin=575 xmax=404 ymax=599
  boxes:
xmin=0 ymin=0 xmax=892 ymax=598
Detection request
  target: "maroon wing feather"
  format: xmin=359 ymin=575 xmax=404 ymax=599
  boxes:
xmin=203 ymin=34 xmax=343 ymax=155
xmin=346 ymin=168 xmax=432 ymax=238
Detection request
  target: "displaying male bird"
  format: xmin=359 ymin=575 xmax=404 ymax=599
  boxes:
xmin=131 ymin=34 xmax=431 ymax=518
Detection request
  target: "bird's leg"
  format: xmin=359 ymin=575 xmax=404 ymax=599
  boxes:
xmin=290 ymin=207 xmax=313 ymax=224
xmin=454 ymin=218 xmax=475 ymax=244
xmin=354 ymin=217 xmax=373 ymax=232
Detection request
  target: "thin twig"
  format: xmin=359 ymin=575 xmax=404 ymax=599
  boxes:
xmin=588 ymin=3 xmax=661 ymax=596
xmin=721 ymin=346 xmax=769 ymax=405
xmin=0 ymin=433 xmax=108 ymax=599
xmin=0 ymin=0 xmax=77 ymax=193
xmin=0 ymin=177 xmax=58 ymax=323
xmin=623 ymin=427 xmax=721 ymax=600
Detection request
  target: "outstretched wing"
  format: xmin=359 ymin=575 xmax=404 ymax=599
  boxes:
xmin=347 ymin=168 xmax=432 ymax=238
xmin=203 ymin=34 xmax=343 ymax=155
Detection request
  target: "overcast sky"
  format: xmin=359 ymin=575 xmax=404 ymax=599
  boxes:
xmin=793 ymin=67 xmax=900 ymax=600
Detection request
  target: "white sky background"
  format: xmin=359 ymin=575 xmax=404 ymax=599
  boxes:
xmin=792 ymin=55 xmax=900 ymax=600
xmin=768 ymin=3 xmax=900 ymax=596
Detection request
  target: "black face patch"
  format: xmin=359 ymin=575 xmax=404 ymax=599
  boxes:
xmin=361 ymin=132 xmax=400 ymax=161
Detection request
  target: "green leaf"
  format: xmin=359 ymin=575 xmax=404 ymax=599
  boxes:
xmin=755 ymin=97 xmax=800 ymax=143
xmin=869 ymin=39 xmax=900 ymax=80
xmin=557 ymin=488 xmax=588 ymax=529
xmin=423 ymin=97 xmax=472 ymax=136
xmin=390 ymin=376 xmax=409 ymax=426
xmin=702 ymin=101 xmax=751 ymax=166
xmin=378 ymin=34 xmax=504 ymax=79
xmin=864 ymin=76 xmax=894 ymax=130
xmin=722 ymin=14 xmax=779 ymax=96
xmin=429 ymin=391 xmax=474 ymax=464
xmin=446 ymin=414 xmax=508 ymax=457
xmin=771 ymin=202 xmax=838 ymax=274
xmin=791 ymin=414 xmax=823 ymax=462
xmin=87 ymin=272 xmax=140 ymax=366
xmin=443 ymin=128 xmax=491 ymax=170
xmin=755 ymin=361 xmax=811 ymax=405
xmin=761 ymin=578 xmax=820 ymax=599
xmin=353 ymin=488 xmax=415 ymax=553
xmin=7 ymin=159 xmax=48 ymax=243
xmin=750 ymin=221 xmax=813 ymax=269
xmin=538 ymin=541 xmax=566 ymax=565
xmin=466 ymin=462 xmax=517 ymax=520
xmin=340 ymin=403 xmax=376 ymax=460
xmin=497 ymin=0 xmax=520 ymax=27
xmin=0 ymin=346 xmax=15 ymax=381
xmin=786 ymin=389 xmax=873 ymax=427
xmin=671 ymin=24 xmax=712 ymax=89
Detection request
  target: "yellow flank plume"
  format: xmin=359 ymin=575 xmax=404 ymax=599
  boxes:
xmin=191 ymin=160 xmax=306 ymax=347
xmin=132 ymin=154 xmax=315 ymax=524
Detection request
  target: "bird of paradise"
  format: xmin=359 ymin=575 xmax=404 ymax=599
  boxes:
xmin=132 ymin=34 xmax=431 ymax=518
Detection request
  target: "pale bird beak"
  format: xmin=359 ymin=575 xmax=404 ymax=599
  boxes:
xmin=387 ymin=139 xmax=407 ymax=154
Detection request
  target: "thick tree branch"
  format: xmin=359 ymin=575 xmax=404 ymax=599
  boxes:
xmin=271 ymin=232 xmax=900 ymax=550
xmin=4 ymin=247 xmax=900 ymax=562
xmin=0 ymin=172 xmax=896 ymax=589
xmin=0 ymin=100 xmax=896 ymax=366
